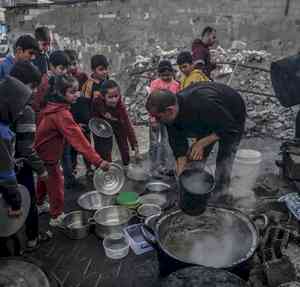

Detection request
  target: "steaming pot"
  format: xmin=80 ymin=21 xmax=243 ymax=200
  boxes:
xmin=178 ymin=168 xmax=214 ymax=215
xmin=142 ymin=206 xmax=261 ymax=279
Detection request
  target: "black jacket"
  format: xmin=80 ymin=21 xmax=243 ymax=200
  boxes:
xmin=166 ymin=82 xmax=246 ymax=158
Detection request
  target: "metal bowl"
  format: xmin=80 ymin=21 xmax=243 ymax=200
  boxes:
xmin=89 ymin=117 xmax=113 ymax=138
xmin=0 ymin=259 xmax=50 ymax=287
xmin=144 ymin=181 xmax=171 ymax=193
xmin=139 ymin=193 xmax=168 ymax=208
xmin=60 ymin=210 xmax=91 ymax=240
xmin=127 ymin=161 xmax=150 ymax=181
xmin=92 ymin=205 xmax=134 ymax=238
xmin=77 ymin=190 xmax=115 ymax=211
xmin=137 ymin=203 xmax=162 ymax=218
xmin=0 ymin=184 xmax=30 ymax=237
xmin=93 ymin=163 xmax=125 ymax=195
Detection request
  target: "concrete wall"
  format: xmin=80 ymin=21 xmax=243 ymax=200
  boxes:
xmin=5 ymin=0 xmax=300 ymax=75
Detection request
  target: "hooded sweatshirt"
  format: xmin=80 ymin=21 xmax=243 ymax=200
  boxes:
xmin=34 ymin=100 xmax=103 ymax=166
xmin=180 ymin=69 xmax=209 ymax=90
xmin=92 ymin=94 xmax=138 ymax=150
xmin=0 ymin=76 xmax=32 ymax=210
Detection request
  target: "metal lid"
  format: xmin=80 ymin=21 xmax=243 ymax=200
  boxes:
xmin=93 ymin=163 xmax=125 ymax=195
xmin=0 ymin=184 xmax=30 ymax=237
xmin=89 ymin=117 xmax=113 ymax=138
xmin=77 ymin=190 xmax=115 ymax=211
xmin=0 ymin=259 xmax=50 ymax=287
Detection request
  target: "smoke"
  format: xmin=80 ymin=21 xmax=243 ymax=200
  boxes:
xmin=180 ymin=169 xmax=213 ymax=195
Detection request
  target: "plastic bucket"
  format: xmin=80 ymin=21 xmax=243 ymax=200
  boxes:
xmin=232 ymin=149 xmax=262 ymax=191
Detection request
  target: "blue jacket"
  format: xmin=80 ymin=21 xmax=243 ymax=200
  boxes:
xmin=0 ymin=55 xmax=14 ymax=80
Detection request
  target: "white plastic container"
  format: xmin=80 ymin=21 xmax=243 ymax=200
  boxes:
xmin=231 ymin=149 xmax=262 ymax=194
xmin=103 ymin=233 xmax=129 ymax=259
xmin=124 ymin=224 xmax=154 ymax=255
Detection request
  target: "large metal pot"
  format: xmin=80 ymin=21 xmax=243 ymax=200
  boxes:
xmin=91 ymin=205 xmax=134 ymax=238
xmin=161 ymin=266 xmax=246 ymax=287
xmin=142 ymin=206 xmax=262 ymax=279
xmin=59 ymin=211 xmax=91 ymax=240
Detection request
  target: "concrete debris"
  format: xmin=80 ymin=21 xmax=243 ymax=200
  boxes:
xmin=124 ymin=42 xmax=296 ymax=140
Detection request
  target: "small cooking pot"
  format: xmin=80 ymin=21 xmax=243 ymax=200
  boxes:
xmin=179 ymin=168 xmax=214 ymax=215
xmin=127 ymin=161 xmax=150 ymax=181
xmin=59 ymin=210 xmax=91 ymax=240
xmin=144 ymin=181 xmax=171 ymax=194
xmin=90 ymin=205 xmax=134 ymax=238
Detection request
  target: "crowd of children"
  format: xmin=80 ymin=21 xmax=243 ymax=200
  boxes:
xmin=0 ymin=25 xmax=217 ymax=255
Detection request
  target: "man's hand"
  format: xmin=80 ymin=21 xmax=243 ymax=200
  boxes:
xmin=39 ymin=171 xmax=48 ymax=181
xmin=190 ymin=140 xmax=204 ymax=161
xmin=99 ymin=160 xmax=110 ymax=171
xmin=104 ymin=112 xmax=118 ymax=121
xmin=176 ymin=156 xmax=188 ymax=176
xmin=8 ymin=207 xmax=22 ymax=217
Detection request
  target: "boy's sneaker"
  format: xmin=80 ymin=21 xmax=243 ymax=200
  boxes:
xmin=49 ymin=213 xmax=65 ymax=227
xmin=37 ymin=202 xmax=50 ymax=215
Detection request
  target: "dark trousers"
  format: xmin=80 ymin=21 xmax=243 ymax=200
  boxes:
xmin=62 ymin=144 xmax=76 ymax=185
xmin=197 ymin=133 xmax=242 ymax=192
xmin=62 ymin=129 xmax=92 ymax=183
xmin=213 ymin=137 xmax=241 ymax=191
xmin=94 ymin=127 xmax=130 ymax=166
xmin=16 ymin=163 xmax=38 ymax=241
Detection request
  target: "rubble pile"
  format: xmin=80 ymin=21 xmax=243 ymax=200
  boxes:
xmin=123 ymin=42 xmax=296 ymax=139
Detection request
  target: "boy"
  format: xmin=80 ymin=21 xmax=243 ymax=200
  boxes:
xmin=64 ymin=49 xmax=90 ymax=186
xmin=0 ymin=35 xmax=39 ymax=80
xmin=0 ymin=77 xmax=32 ymax=256
xmin=33 ymin=26 xmax=51 ymax=75
xmin=64 ymin=49 xmax=88 ymax=90
xmin=82 ymin=54 xmax=109 ymax=98
xmin=92 ymin=79 xmax=140 ymax=166
xmin=10 ymin=61 xmax=50 ymax=250
xmin=33 ymin=50 xmax=69 ymax=115
xmin=192 ymin=26 xmax=217 ymax=79
xmin=177 ymin=51 xmax=209 ymax=90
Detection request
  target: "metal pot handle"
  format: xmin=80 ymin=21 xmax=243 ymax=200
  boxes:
xmin=141 ymin=223 xmax=157 ymax=246
xmin=140 ymin=214 xmax=161 ymax=246
xmin=251 ymin=213 xmax=269 ymax=233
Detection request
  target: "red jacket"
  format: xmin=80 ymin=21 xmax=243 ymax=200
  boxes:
xmin=92 ymin=96 xmax=138 ymax=149
xmin=32 ymin=73 xmax=49 ymax=113
xmin=34 ymin=102 xmax=103 ymax=166
xmin=192 ymin=39 xmax=216 ymax=78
